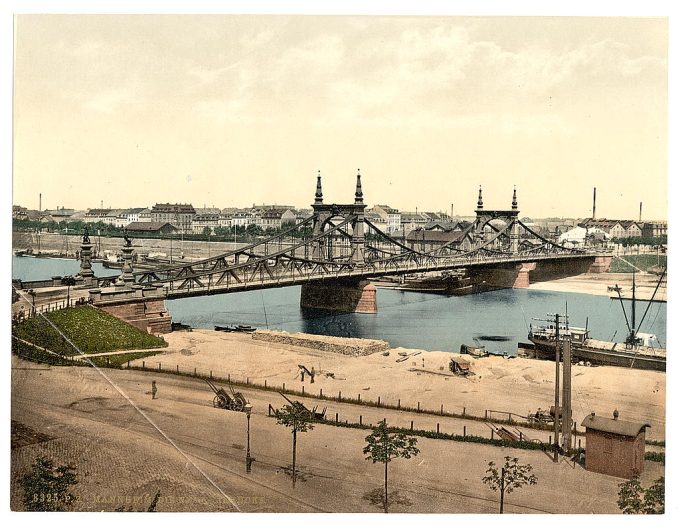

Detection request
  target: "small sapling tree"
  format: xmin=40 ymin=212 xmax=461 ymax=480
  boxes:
xmin=275 ymin=403 xmax=314 ymax=487
xmin=482 ymin=456 xmax=537 ymax=514
xmin=618 ymin=475 xmax=664 ymax=514
xmin=363 ymin=419 xmax=420 ymax=513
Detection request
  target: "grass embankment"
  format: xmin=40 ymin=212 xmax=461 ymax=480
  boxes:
xmin=608 ymin=255 xmax=667 ymax=273
xmin=12 ymin=305 xmax=167 ymax=358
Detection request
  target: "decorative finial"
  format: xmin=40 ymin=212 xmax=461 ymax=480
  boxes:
xmin=314 ymin=170 xmax=323 ymax=204
xmin=512 ymin=186 xmax=518 ymax=210
xmin=477 ymin=185 xmax=484 ymax=210
xmin=355 ymin=169 xmax=364 ymax=204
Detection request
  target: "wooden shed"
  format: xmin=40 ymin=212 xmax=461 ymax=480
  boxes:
xmin=581 ymin=411 xmax=650 ymax=479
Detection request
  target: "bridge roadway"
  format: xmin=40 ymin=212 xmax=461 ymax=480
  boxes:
xmin=160 ymin=251 xmax=605 ymax=300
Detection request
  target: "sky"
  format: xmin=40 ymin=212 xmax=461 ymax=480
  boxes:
xmin=12 ymin=15 xmax=668 ymax=220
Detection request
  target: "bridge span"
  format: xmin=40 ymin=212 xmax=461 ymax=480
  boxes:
xmin=16 ymin=171 xmax=612 ymax=331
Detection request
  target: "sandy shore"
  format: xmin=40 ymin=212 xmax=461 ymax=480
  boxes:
xmin=527 ymin=272 xmax=667 ymax=301
xmin=131 ymin=329 xmax=666 ymax=439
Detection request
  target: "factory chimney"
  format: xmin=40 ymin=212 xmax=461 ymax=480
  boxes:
xmin=639 ymin=202 xmax=643 ymax=222
xmin=592 ymin=187 xmax=596 ymax=219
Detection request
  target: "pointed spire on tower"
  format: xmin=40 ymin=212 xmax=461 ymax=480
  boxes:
xmin=354 ymin=169 xmax=364 ymax=204
xmin=314 ymin=170 xmax=323 ymax=205
xmin=476 ymin=185 xmax=484 ymax=210
xmin=512 ymin=186 xmax=518 ymax=210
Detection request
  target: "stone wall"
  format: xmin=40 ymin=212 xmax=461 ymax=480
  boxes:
xmin=252 ymin=329 xmax=389 ymax=356
xmin=91 ymin=286 xmax=172 ymax=334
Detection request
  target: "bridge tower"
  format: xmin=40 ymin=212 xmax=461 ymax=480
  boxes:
xmin=473 ymin=185 xmax=520 ymax=251
xmin=302 ymin=170 xmax=375 ymax=313
xmin=310 ymin=170 xmax=367 ymax=264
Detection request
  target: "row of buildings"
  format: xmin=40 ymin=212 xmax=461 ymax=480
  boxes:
xmin=12 ymin=203 xmax=456 ymax=236
xmin=578 ymin=218 xmax=667 ymax=239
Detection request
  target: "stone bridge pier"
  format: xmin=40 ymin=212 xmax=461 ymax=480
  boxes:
xmin=300 ymin=279 xmax=377 ymax=314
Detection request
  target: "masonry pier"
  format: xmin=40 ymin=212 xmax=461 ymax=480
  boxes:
xmin=300 ymin=279 xmax=377 ymax=314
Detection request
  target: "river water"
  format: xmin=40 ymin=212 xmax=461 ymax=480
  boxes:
xmin=13 ymin=256 xmax=666 ymax=352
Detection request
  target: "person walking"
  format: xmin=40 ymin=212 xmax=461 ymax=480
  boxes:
xmin=151 ymin=380 xmax=157 ymax=399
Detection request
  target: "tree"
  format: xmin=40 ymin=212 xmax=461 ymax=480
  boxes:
xmin=482 ymin=456 xmax=537 ymax=514
xmin=275 ymin=404 xmax=314 ymax=487
xmin=363 ymin=419 xmax=420 ymax=513
xmin=202 ymin=226 xmax=213 ymax=236
xmin=618 ymin=475 xmax=664 ymax=514
xmin=61 ymin=275 xmax=76 ymax=307
xmin=20 ymin=456 xmax=78 ymax=511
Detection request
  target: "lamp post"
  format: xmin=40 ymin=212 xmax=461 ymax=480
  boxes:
xmin=27 ymin=289 xmax=36 ymax=317
xmin=245 ymin=403 xmax=253 ymax=473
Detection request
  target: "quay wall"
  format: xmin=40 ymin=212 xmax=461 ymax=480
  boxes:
xmin=252 ymin=329 xmax=389 ymax=356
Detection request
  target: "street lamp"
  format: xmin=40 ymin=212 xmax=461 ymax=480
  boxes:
xmin=27 ymin=289 xmax=36 ymax=317
xmin=245 ymin=403 xmax=253 ymax=473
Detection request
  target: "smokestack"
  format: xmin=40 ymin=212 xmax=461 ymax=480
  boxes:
xmin=592 ymin=187 xmax=596 ymax=219
xmin=639 ymin=202 xmax=643 ymax=222
xmin=39 ymin=193 xmax=42 ymax=213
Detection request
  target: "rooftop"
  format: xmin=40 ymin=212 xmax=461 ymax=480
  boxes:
xmin=580 ymin=413 xmax=650 ymax=437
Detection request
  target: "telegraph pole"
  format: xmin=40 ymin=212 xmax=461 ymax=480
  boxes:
xmin=561 ymin=337 xmax=572 ymax=451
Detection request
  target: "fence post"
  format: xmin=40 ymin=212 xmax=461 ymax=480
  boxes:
xmin=265 ymin=380 xmax=267 ymax=388
xmin=335 ymin=412 xmax=339 ymax=424
xmin=441 ymin=404 xmax=444 ymax=415
xmin=549 ymin=435 xmax=552 ymax=445
xmin=358 ymin=393 xmax=361 ymax=403
xmin=437 ymin=423 xmax=440 ymax=434
xmin=398 ymin=399 xmax=401 ymax=409
xmin=320 ymin=388 xmax=323 ymax=397
xmin=142 ymin=360 xmax=145 ymax=369
xmin=463 ymin=425 xmax=466 ymax=437
xmin=508 ymin=413 xmax=512 ymax=422
xmin=463 ymin=406 xmax=466 ymax=417
xmin=127 ymin=360 xmax=130 ymax=368
xmin=485 ymin=410 xmax=488 ymax=419
xmin=247 ymin=377 xmax=249 ymax=385
xmin=578 ymin=439 xmax=581 ymax=449
xmin=158 ymin=362 xmax=161 ymax=372
xmin=194 ymin=367 xmax=197 ymax=376
xmin=491 ymin=430 xmax=494 ymax=440
xmin=417 ymin=401 xmax=420 ymax=412
xmin=283 ymin=382 xmax=286 ymax=392
xmin=176 ymin=364 xmax=179 ymax=374
xmin=302 ymin=386 xmax=305 ymax=395
xmin=338 ymin=390 xmax=342 ymax=400
xmin=410 ymin=420 xmax=414 ymax=431
xmin=360 ymin=415 xmax=362 ymax=425
xmin=228 ymin=374 xmax=230 ymax=382
xmin=210 ymin=369 xmax=212 ymax=379
xmin=378 ymin=396 xmax=381 ymax=405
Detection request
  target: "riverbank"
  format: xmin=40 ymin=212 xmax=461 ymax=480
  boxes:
xmin=527 ymin=272 xmax=667 ymax=301
xmin=131 ymin=329 xmax=666 ymax=439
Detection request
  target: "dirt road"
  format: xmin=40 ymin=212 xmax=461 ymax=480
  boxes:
xmin=11 ymin=358 xmax=663 ymax=513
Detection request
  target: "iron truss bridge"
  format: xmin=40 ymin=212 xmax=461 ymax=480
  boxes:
xmin=128 ymin=187 xmax=606 ymax=299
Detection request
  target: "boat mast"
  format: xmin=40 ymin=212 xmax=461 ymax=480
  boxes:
xmin=630 ymin=272 xmax=636 ymax=344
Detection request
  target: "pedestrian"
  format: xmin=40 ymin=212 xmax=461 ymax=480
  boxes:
xmin=151 ymin=380 xmax=157 ymax=399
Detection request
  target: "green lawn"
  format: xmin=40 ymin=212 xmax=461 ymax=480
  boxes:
xmin=608 ymin=255 xmax=667 ymax=273
xmin=13 ymin=305 xmax=167 ymax=356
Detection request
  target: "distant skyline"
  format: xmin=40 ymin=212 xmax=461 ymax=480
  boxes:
xmin=13 ymin=15 xmax=667 ymax=220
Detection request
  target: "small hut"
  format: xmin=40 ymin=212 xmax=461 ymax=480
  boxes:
xmin=581 ymin=410 xmax=650 ymax=479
